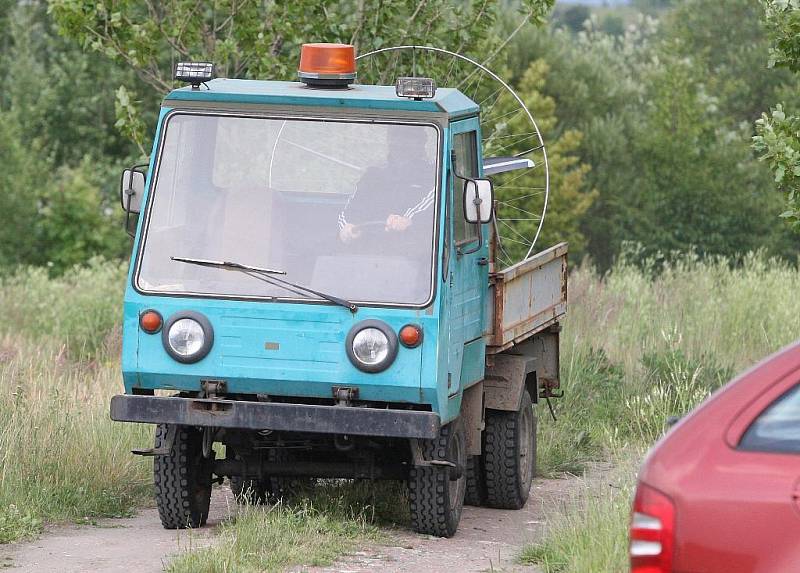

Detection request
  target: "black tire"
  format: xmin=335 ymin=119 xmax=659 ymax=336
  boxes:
xmin=408 ymin=417 xmax=467 ymax=537
xmin=464 ymin=454 xmax=486 ymax=506
xmin=483 ymin=390 xmax=537 ymax=510
xmin=153 ymin=424 xmax=213 ymax=529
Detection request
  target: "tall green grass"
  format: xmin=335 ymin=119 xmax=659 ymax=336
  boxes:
xmin=0 ymin=258 xmax=126 ymax=359
xmin=528 ymin=252 xmax=800 ymax=572
xmin=0 ymin=260 xmax=151 ymax=543
xmin=2 ymin=252 xmax=798 ymax=570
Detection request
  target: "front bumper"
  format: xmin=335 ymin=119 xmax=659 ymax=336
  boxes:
xmin=110 ymin=395 xmax=440 ymax=439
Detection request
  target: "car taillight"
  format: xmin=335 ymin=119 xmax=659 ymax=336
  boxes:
xmin=630 ymin=482 xmax=675 ymax=573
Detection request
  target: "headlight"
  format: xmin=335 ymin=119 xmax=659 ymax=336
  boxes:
xmin=346 ymin=320 xmax=398 ymax=373
xmin=162 ymin=311 xmax=214 ymax=363
xmin=168 ymin=319 xmax=205 ymax=356
xmin=352 ymin=328 xmax=390 ymax=365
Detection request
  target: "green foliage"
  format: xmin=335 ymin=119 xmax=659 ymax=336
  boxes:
xmin=754 ymin=104 xmax=800 ymax=230
xmin=49 ymin=0 xmax=553 ymax=143
xmin=0 ymin=2 xmax=139 ymax=273
xmin=0 ymin=505 xmax=42 ymax=544
xmin=487 ymin=59 xmax=596 ymax=260
xmin=165 ymin=480 xmax=415 ymax=572
xmin=558 ymin=5 xmax=591 ymax=32
xmin=503 ymin=2 xmax=800 ymax=269
xmin=0 ymin=261 xmax=149 ymax=544
xmin=756 ymin=1 xmax=800 ymax=231
xmin=762 ymin=0 xmax=800 ymax=72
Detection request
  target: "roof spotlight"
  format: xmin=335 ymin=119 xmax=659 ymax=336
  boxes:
xmin=174 ymin=62 xmax=214 ymax=89
xmin=396 ymin=77 xmax=436 ymax=100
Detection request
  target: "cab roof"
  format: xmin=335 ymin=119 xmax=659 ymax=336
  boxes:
xmin=164 ymin=78 xmax=479 ymax=119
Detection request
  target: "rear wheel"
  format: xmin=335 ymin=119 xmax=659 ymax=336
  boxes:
xmin=464 ymin=454 xmax=487 ymax=506
xmin=483 ymin=390 xmax=537 ymax=509
xmin=153 ymin=424 xmax=213 ymax=529
xmin=408 ymin=418 xmax=467 ymax=537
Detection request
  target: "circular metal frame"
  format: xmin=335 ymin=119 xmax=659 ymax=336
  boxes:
xmin=345 ymin=319 xmax=399 ymax=373
xmin=357 ymin=45 xmax=549 ymax=259
xmin=162 ymin=310 xmax=215 ymax=364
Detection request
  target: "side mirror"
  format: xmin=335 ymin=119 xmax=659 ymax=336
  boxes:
xmin=463 ymin=179 xmax=493 ymax=224
xmin=119 ymin=167 xmax=146 ymax=214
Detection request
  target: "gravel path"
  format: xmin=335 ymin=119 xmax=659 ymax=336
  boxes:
xmin=0 ymin=478 xmax=576 ymax=572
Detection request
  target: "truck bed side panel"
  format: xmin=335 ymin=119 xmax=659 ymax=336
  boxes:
xmin=486 ymin=242 xmax=567 ymax=353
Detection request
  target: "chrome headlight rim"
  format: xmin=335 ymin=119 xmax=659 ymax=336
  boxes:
xmin=161 ymin=311 xmax=214 ymax=364
xmin=345 ymin=319 xmax=398 ymax=373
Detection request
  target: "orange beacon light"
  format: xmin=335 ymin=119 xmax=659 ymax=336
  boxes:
xmin=298 ymin=43 xmax=356 ymax=88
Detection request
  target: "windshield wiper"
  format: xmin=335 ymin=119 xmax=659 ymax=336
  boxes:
xmin=171 ymin=256 xmax=358 ymax=313
xmin=171 ymin=257 xmax=287 ymax=275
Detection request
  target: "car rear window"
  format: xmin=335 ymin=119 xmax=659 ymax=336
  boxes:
xmin=740 ymin=384 xmax=800 ymax=454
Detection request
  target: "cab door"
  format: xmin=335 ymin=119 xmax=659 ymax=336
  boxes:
xmin=447 ymin=119 xmax=489 ymax=397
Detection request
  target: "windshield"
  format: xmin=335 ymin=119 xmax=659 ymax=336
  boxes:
xmin=136 ymin=113 xmax=440 ymax=305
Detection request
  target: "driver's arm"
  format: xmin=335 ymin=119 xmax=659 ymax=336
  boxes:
xmin=384 ymin=185 xmax=435 ymax=231
xmin=338 ymin=190 xmax=361 ymax=242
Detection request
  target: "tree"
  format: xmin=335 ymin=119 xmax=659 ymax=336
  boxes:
xmin=501 ymin=4 xmax=800 ymax=268
xmin=558 ymin=5 xmax=591 ymax=33
xmin=754 ymin=0 xmax=800 ymax=231
xmin=0 ymin=1 xmax=132 ymax=272
xmin=48 ymin=0 xmax=554 ymax=155
xmin=488 ymin=59 xmax=595 ymax=262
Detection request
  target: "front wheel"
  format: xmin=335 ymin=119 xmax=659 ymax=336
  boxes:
xmin=153 ymin=424 xmax=213 ymax=529
xmin=483 ymin=390 xmax=537 ymax=509
xmin=408 ymin=417 xmax=467 ymax=538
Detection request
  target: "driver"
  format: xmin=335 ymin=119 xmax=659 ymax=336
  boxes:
xmin=338 ymin=127 xmax=436 ymax=243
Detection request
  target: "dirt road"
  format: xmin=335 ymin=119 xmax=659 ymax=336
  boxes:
xmin=0 ymin=478 xmax=576 ymax=572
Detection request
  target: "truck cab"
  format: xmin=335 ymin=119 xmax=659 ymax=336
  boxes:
xmin=112 ymin=44 xmax=566 ymax=538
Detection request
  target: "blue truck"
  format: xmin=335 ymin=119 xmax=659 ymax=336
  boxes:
xmin=111 ymin=44 xmax=567 ymax=538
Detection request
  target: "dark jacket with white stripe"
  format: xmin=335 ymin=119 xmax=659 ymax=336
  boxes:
xmin=338 ymin=160 xmax=435 ymax=230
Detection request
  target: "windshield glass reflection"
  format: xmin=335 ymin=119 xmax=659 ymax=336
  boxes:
xmin=137 ymin=114 xmax=440 ymax=305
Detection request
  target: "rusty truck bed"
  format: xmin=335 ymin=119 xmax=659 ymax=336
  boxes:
xmin=485 ymin=242 xmax=568 ymax=353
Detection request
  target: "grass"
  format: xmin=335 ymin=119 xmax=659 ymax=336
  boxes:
xmin=0 ymin=260 xmax=151 ymax=544
xmin=167 ymin=481 xmax=406 ymax=573
xmin=520 ymin=469 xmax=633 ymax=573
xmin=526 ymin=251 xmax=800 ymax=572
xmin=2 ymin=251 xmax=799 ymax=570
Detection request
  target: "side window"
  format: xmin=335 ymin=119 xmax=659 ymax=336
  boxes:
xmin=453 ymin=131 xmax=479 ymax=244
xmin=740 ymin=384 xmax=800 ymax=453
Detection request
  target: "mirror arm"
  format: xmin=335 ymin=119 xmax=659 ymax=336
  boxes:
xmin=124 ymin=184 xmax=135 ymax=239
xmin=459 ymin=190 xmax=484 ymax=255
xmin=459 ymin=223 xmax=483 ymax=255
xmin=122 ymin=163 xmax=149 ymax=238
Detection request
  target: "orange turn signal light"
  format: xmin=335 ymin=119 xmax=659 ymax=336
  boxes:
xmin=298 ymin=43 xmax=356 ymax=87
xmin=140 ymin=310 xmax=163 ymax=334
xmin=399 ymin=324 xmax=423 ymax=348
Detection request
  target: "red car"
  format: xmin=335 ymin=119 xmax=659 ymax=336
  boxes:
xmin=630 ymin=341 xmax=800 ymax=573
